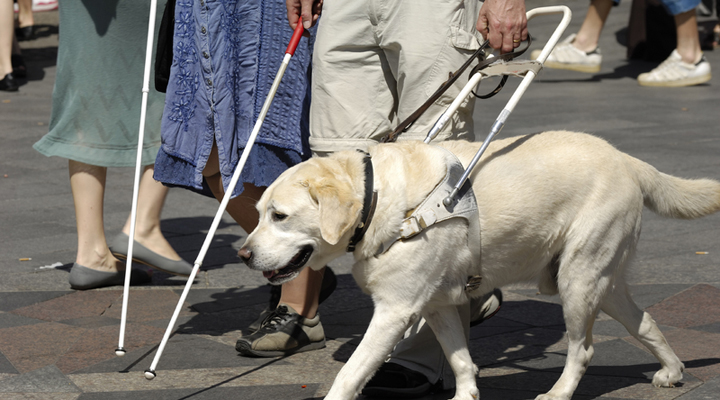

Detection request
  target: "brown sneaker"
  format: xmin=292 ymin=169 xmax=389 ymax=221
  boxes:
xmin=236 ymin=304 xmax=325 ymax=357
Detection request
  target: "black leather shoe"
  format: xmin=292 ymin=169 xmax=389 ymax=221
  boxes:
xmin=15 ymin=26 xmax=35 ymax=41
xmin=12 ymin=55 xmax=27 ymax=78
xmin=0 ymin=73 xmax=18 ymax=92
xmin=362 ymin=362 xmax=440 ymax=398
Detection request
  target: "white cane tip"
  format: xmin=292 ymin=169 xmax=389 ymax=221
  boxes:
xmin=115 ymin=348 xmax=126 ymax=357
xmin=144 ymin=369 xmax=157 ymax=380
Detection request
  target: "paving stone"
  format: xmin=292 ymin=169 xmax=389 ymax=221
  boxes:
xmin=0 ymin=311 xmax=45 ymax=329
xmin=469 ymin=327 xmax=567 ymax=367
xmin=645 ymin=284 xmax=720 ymax=329
xmin=72 ymin=334 xmax=270 ymax=374
xmin=0 ymin=352 xmax=18 ymax=375
xmin=56 ymin=323 xmax=166 ymax=374
xmin=0 ymin=291 xmax=71 ymax=312
xmin=675 ymin=376 xmax=720 ymax=400
xmin=102 ymin=288 xmax=196 ymax=323
xmin=0 ymin=322 xmax=84 ymax=374
xmin=66 ymin=384 xmax=321 ymax=400
xmin=2 ymin=2 xmax=720 ymax=399
xmin=491 ymin=299 xmax=566 ymax=327
xmin=11 ymin=291 xmax=122 ymax=322
xmin=0 ymin=365 xmax=80 ymax=393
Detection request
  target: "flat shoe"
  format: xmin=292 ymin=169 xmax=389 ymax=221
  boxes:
xmin=69 ymin=263 xmax=151 ymax=290
xmin=362 ymin=362 xmax=435 ymax=398
xmin=15 ymin=26 xmax=35 ymax=41
xmin=0 ymin=73 xmax=18 ymax=92
xmin=109 ymin=232 xmax=193 ymax=277
xmin=11 ymin=55 xmax=27 ymax=78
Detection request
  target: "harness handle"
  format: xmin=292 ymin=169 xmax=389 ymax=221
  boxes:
xmin=380 ymin=35 xmax=532 ymax=143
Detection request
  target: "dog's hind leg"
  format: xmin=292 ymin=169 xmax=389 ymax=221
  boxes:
xmin=324 ymin=302 xmax=421 ymax=400
xmin=600 ymin=281 xmax=684 ymax=387
xmin=423 ymin=304 xmax=480 ymax=400
xmin=538 ymin=239 xmax=629 ymax=399
xmin=537 ymin=281 xmax=599 ymax=400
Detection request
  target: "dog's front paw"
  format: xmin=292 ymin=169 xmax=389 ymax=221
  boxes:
xmin=652 ymin=365 xmax=683 ymax=388
xmin=450 ymin=387 xmax=480 ymax=400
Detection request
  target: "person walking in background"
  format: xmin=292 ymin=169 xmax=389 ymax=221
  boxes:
xmin=534 ymin=0 xmax=712 ymax=86
xmin=14 ymin=0 xmax=35 ymax=40
xmin=1 ymin=0 xmax=19 ymax=91
xmin=33 ymin=0 xmax=192 ymax=290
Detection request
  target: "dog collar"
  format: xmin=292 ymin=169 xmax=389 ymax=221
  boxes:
xmin=347 ymin=151 xmax=378 ymax=252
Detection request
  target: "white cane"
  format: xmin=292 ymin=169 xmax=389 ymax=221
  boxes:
xmin=115 ymin=0 xmax=159 ymax=357
xmin=143 ymin=22 xmax=306 ymax=379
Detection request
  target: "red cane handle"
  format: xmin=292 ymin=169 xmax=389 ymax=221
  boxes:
xmin=286 ymin=21 xmax=305 ymax=55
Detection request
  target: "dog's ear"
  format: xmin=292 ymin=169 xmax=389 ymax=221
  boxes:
xmin=309 ymin=180 xmax=362 ymax=245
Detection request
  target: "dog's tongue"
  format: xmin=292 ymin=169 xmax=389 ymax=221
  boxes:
xmin=263 ymin=270 xmax=276 ymax=279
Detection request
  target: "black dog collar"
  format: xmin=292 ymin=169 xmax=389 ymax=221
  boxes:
xmin=347 ymin=151 xmax=378 ymax=252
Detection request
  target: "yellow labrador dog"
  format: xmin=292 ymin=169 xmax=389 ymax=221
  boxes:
xmin=238 ymin=130 xmax=720 ymax=400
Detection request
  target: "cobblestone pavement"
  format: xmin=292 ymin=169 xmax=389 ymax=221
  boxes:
xmin=1 ymin=1 xmax=719 ymax=399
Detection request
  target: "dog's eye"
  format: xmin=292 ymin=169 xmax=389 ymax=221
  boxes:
xmin=272 ymin=212 xmax=288 ymax=221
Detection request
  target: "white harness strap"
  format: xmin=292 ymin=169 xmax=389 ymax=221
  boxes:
xmin=375 ymin=147 xmax=482 ymax=280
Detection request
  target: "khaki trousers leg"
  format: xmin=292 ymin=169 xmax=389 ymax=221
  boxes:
xmin=310 ymin=0 xmax=483 ymax=155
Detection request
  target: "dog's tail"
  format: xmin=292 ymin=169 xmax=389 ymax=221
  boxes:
xmin=626 ymin=155 xmax=720 ymax=219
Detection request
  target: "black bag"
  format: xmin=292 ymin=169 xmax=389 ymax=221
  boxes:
xmin=155 ymin=0 xmax=176 ymax=93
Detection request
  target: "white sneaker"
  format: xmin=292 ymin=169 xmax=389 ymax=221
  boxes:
xmin=531 ymin=34 xmax=602 ymax=73
xmin=32 ymin=0 xmax=57 ymax=12
xmin=637 ymin=50 xmax=712 ymax=87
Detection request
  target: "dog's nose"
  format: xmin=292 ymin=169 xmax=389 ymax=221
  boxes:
xmin=237 ymin=247 xmax=252 ymax=263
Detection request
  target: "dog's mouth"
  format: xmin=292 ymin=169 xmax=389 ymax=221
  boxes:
xmin=263 ymin=245 xmax=313 ymax=283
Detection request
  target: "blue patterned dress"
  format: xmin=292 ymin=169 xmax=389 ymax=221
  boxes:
xmin=153 ymin=0 xmax=313 ymax=197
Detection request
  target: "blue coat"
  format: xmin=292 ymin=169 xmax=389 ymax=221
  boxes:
xmin=154 ymin=0 xmax=313 ymax=197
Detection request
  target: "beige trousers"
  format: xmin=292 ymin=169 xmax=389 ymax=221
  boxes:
xmin=310 ymin=0 xmax=483 ymax=155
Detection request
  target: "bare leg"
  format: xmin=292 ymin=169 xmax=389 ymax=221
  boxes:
xmin=201 ymin=143 xmax=323 ymax=318
xmin=121 ymin=165 xmax=182 ymax=261
xmin=15 ymin=0 xmax=34 ymax=29
xmin=573 ymin=0 xmax=614 ymax=52
xmin=0 ymin=0 xmax=13 ymax=76
xmin=674 ymin=10 xmax=703 ymax=64
xmin=69 ymin=160 xmax=123 ymax=272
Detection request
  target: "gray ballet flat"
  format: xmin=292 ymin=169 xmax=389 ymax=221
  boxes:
xmin=69 ymin=263 xmax=151 ymax=290
xmin=109 ymin=232 xmax=193 ymax=277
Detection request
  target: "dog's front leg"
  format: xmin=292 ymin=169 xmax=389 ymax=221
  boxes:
xmin=324 ymin=303 xmax=420 ymax=400
xmin=423 ymin=304 xmax=480 ymax=400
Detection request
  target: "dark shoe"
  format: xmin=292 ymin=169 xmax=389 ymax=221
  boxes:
xmin=69 ymin=263 xmax=152 ymax=290
xmin=11 ymin=55 xmax=27 ymax=78
xmin=109 ymin=232 xmax=193 ymax=277
xmin=246 ymin=266 xmax=337 ymax=333
xmin=15 ymin=26 xmax=35 ymax=41
xmin=470 ymin=288 xmax=503 ymax=327
xmin=236 ymin=304 xmax=325 ymax=357
xmin=362 ymin=362 xmax=438 ymax=398
xmin=0 ymin=73 xmax=18 ymax=92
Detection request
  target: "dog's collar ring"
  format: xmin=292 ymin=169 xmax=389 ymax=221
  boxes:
xmin=347 ymin=151 xmax=378 ymax=252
